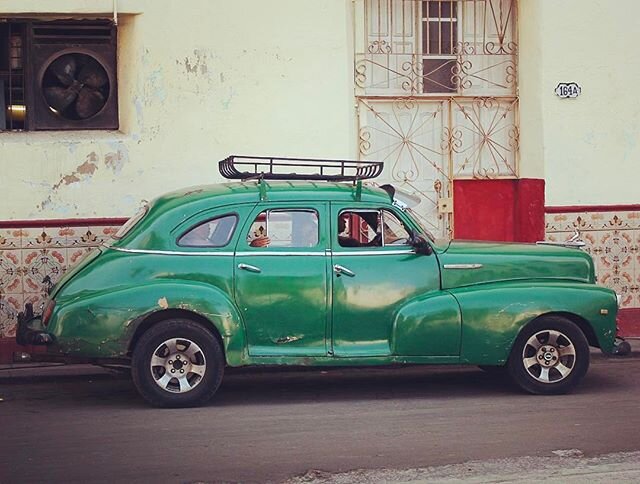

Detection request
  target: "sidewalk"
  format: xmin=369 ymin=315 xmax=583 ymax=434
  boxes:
xmin=1 ymin=339 xmax=638 ymax=380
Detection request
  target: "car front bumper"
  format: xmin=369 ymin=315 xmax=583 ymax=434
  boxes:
xmin=16 ymin=303 xmax=55 ymax=346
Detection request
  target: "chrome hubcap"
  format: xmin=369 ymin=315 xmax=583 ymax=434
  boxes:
xmin=522 ymin=330 xmax=576 ymax=384
xmin=150 ymin=338 xmax=206 ymax=393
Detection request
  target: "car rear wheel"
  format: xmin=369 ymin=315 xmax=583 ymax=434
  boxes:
xmin=507 ymin=316 xmax=589 ymax=395
xmin=131 ymin=319 xmax=224 ymax=407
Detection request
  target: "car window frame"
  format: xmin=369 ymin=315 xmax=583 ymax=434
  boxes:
xmin=237 ymin=203 xmax=328 ymax=252
xmin=175 ymin=212 xmax=239 ymax=248
xmin=332 ymin=203 xmax=417 ymax=251
xmin=245 ymin=208 xmax=321 ymax=249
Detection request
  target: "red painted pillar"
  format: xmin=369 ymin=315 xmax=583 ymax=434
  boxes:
xmin=453 ymin=178 xmax=545 ymax=242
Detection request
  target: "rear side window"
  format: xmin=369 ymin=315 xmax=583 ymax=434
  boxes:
xmin=178 ymin=214 xmax=238 ymax=247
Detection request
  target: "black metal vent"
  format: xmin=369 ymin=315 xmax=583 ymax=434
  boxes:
xmin=32 ymin=20 xmax=114 ymax=44
xmin=27 ymin=20 xmax=118 ymax=130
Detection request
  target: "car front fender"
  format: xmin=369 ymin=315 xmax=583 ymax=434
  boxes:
xmin=450 ymin=281 xmax=618 ymax=365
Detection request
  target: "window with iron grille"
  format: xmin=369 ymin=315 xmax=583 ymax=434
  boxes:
xmin=422 ymin=0 xmax=458 ymax=93
xmin=355 ymin=0 xmax=517 ymax=97
xmin=0 ymin=19 xmax=118 ymax=131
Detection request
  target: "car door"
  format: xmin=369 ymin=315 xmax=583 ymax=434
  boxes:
xmin=330 ymin=202 xmax=460 ymax=357
xmin=234 ymin=203 xmax=330 ymax=357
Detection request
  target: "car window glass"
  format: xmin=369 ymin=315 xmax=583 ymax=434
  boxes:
xmin=247 ymin=210 xmax=318 ymax=248
xmin=178 ymin=214 xmax=238 ymax=247
xmin=382 ymin=210 xmax=411 ymax=246
xmin=338 ymin=210 xmax=382 ymax=248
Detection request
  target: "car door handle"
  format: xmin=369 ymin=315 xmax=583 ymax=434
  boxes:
xmin=238 ymin=263 xmax=262 ymax=273
xmin=333 ymin=264 xmax=356 ymax=277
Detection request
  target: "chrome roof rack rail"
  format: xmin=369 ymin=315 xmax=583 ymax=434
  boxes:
xmin=219 ymin=155 xmax=383 ymax=182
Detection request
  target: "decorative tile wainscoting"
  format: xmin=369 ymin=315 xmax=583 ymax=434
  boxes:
xmin=546 ymin=207 xmax=640 ymax=337
xmin=0 ymin=221 xmax=124 ymax=340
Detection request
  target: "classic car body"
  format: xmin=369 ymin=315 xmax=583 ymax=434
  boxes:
xmin=17 ymin=156 xmax=623 ymax=407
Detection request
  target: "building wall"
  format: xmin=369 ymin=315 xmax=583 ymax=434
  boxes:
xmin=1 ymin=0 xmax=357 ymax=221
xmin=519 ymin=0 xmax=640 ymax=206
xmin=1 ymin=1 xmax=639 ymax=358
xmin=0 ymin=0 xmax=359 ymax=354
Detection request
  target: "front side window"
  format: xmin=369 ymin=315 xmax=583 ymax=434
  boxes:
xmin=247 ymin=210 xmax=319 ymax=248
xmin=0 ymin=19 xmax=117 ymax=131
xmin=178 ymin=214 xmax=238 ymax=247
xmin=338 ymin=209 xmax=410 ymax=247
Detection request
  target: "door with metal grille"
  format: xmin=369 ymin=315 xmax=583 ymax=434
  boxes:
xmin=355 ymin=0 xmax=519 ymax=238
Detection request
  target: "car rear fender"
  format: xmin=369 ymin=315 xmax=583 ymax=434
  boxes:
xmin=450 ymin=282 xmax=618 ymax=365
xmin=50 ymin=281 xmax=248 ymax=365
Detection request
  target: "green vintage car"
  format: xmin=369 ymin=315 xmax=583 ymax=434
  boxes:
xmin=17 ymin=156 xmax=625 ymax=407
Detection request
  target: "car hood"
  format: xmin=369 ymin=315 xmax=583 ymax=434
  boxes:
xmin=437 ymin=240 xmax=596 ymax=289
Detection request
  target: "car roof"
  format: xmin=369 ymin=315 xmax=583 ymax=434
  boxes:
xmin=159 ymin=181 xmax=391 ymax=206
xmin=112 ymin=181 xmax=393 ymax=250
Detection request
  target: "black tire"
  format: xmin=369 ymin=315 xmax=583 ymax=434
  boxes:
xmin=507 ymin=316 xmax=589 ymax=395
xmin=131 ymin=318 xmax=224 ymax=408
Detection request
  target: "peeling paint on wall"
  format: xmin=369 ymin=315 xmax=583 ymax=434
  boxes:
xmin=104 ymin=143 xmax=130 ymax=174
xmin=183 ymin=49 xmax=210 ymax=76
xmin=175 ymin=48 xmax=216 ymax=96
xmin=51 ymin=156 xmax=99 ymax=191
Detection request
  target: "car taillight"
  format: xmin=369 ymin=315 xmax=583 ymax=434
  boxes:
xmin=42 ymin=300 xmax=56 ymax=327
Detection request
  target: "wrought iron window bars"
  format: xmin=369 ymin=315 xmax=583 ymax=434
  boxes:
xmin=219 ymin=155 xmax=384 ymax=182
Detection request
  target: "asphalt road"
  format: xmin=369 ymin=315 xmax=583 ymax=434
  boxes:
xmin=1 ymin=356 xmax=639 ymax=483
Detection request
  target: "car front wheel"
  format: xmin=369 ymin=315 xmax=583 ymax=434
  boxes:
xmin=131 ymin=319 xmax=224 ymax=407
xmin=507 ymin=316 xmax=589 ymax=395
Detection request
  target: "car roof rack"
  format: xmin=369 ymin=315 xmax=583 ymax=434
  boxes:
xmin=219 ymin=155 xmax=383 ymax=182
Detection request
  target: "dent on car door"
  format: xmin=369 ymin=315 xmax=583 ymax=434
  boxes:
xmin=330 ymin=204 xmax=461 ymax=357
xmin=234 ymin=204 xmax=330 ymax=357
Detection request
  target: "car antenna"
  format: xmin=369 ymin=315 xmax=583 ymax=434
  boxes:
xmin=257 ymin=174 xmax=268 ymax=201
xmin=354 ymin=179 xmax=362 ymax=201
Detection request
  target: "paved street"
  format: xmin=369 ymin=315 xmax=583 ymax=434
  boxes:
xmin=1 ymin=355 xmax=639 ymax=483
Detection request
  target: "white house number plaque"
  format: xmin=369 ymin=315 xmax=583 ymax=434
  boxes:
xmin=555 ymin=82 xmax=581 ymax=98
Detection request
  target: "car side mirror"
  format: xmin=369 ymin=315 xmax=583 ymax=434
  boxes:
xmin=409 ymin=230 xmax=433 ymax=256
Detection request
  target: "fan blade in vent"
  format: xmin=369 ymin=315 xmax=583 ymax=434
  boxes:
xmin=76 ymin=88 xmax=106 ymax=119
xmin=44 ymin=86 xmax=79 ymax=113
xmin=48 ymin=55 xmax=77 ymax=87
xmin=78 ymin=59 xmax=109 ymax=89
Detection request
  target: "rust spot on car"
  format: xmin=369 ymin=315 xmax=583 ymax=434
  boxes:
xmin=158 ymin=297 xmax=169 ymax=309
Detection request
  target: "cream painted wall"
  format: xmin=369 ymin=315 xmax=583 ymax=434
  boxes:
xmin=534 ymin=0 xmax=640 ymax=206
xmin=0 ymin=0 xmax=356 ymax=220
xmin=517 ymin=0 xmax=544 ymax=181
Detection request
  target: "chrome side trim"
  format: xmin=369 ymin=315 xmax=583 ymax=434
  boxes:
xmin=235 ymin=251 xmax=326 ymax=257
xmin=443 ymin=263 xmax=484 ymax=270
xmin=333 ymin=249 xmax=415 ymax=256
xmin=106 ymin=246 xmax=235 ymax=256
xmin=107 ymin=246 xmax=415 ymax=257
